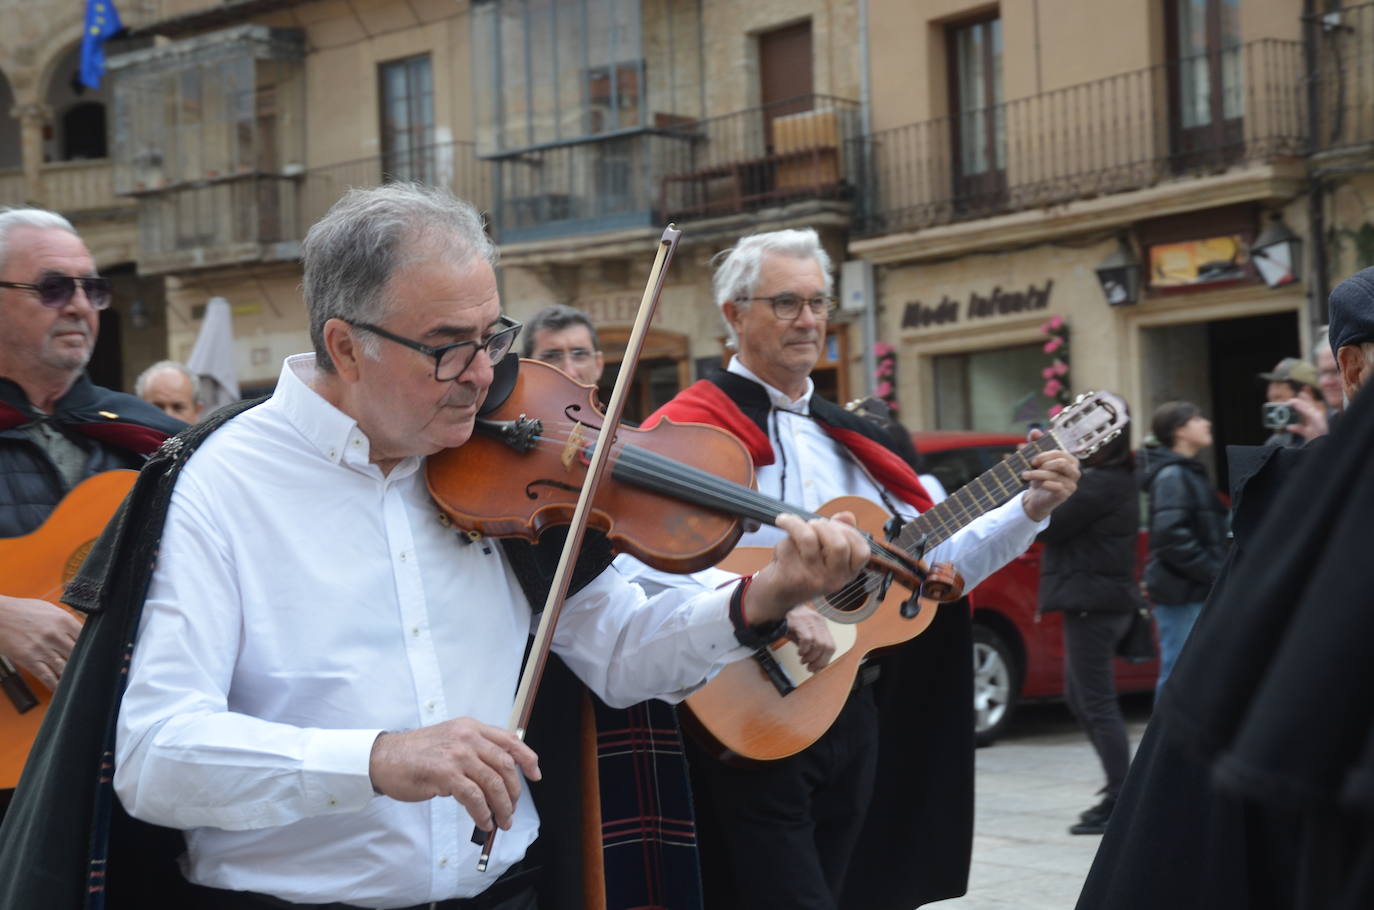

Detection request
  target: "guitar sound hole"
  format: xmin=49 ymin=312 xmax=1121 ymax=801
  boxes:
xmin=824 ymin=575 xmax=873 ymax=617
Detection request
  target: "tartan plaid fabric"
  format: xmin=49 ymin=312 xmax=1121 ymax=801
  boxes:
xmin=592 ymin=697 xmax=702 ymax=910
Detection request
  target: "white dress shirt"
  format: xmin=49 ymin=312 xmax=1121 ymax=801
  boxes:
xmin=115 ymin=354 xmax=748 ymax=909
xmin=615 ymin=356 xmax=1045 ymax=598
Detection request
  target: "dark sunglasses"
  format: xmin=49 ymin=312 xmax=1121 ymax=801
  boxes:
xmin=0 ymin=275 xmax=113 ymax=311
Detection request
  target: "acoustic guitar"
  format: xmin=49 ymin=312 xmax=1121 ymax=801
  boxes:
xmin=0 ymin=470 xmax=136 ymax=789
xmin=683 ymin=391 xmax=1127 ymax=762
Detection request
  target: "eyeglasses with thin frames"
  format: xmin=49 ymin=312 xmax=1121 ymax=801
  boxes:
xmin=0 ymin=275 xmax=113 ymax=310
xmin=741 ymin=293 xmax=837 ymax=321
xmin=348 ymin=315 xmax=523 ymax=382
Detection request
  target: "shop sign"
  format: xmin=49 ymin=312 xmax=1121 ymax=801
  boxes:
xmin=901 ymin=279 xmax=1054 ymax=330
xmin=1148 ymin=235 xmax=1247 ymax=287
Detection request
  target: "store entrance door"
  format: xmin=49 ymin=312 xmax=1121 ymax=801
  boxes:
xmin=1143 ymin=310 xmax=1299 ymax=495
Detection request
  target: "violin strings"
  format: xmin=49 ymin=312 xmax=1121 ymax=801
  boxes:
xmin=492 ymin=421 xmax=898 ymax=617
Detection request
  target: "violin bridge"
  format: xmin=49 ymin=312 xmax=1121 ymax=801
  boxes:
xmin=561 ymin=421 xmax=588 ymax=471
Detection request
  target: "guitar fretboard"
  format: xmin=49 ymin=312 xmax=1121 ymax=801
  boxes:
xmin=895 ymin=432 xmax=1062 ymax=555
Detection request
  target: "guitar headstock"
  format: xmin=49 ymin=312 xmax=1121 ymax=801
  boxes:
xmin=1049 ymin=391 xmax=1129 ymax=460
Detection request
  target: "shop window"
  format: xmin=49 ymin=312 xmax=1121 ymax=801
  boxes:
xmin=934 ymin=342 xmax=1044 ymax=433
xmin=379 ymin=55 xmax=435 ymax=184
xmin=947 ymin=15 xmax=1005 ymax=213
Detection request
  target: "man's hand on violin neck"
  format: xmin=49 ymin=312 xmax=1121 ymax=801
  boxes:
xmin=748 ymin=512 xmax=868 ymax=624
xmin=368 ymin=717 xmax=542 ymax=833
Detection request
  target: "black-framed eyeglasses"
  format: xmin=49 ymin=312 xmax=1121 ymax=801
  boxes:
xmin=348 ymin=315 xmax=523 ymax=382
xmin=742 ymin=293 xmax=837 ymax=321
xmin=0 ymin=275 xmax=113 ymax=311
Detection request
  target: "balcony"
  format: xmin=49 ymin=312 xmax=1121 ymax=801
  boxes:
xmin=488 ymin=95 xmax=862 ymax=244
xmin=1311 ymin=1 xmax=1374 ymax=159
xmin=300 ymin=141 xmax=492 ymax=229
xmin=0 ymin=161 xmax=135 ymax=215
xmin=856 ymin=39 xmax=1306 ymax=237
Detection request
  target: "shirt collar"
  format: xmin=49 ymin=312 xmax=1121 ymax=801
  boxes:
xmin=273 ymin=353 xmax=420 ymax=478
xmin=727 ymin=356 xmax=813 ymax=416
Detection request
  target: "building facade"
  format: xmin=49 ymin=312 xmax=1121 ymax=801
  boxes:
xmin=5 ymin=0 xmax=1370 ymax=471
xmin=858 ymin=0 xmax=1374 ymax=490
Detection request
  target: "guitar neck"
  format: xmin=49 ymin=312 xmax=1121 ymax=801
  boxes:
xmin=897 ymin=432 xmax=1062 ymax=554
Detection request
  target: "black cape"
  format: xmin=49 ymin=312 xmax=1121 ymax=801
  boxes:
xmin=1077 ymin=384 xmax=1374 ymax=910
xmin=0 ymin=399 xmax=699 ymax=910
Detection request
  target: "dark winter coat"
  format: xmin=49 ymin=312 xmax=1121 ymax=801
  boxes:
xmin=0 ymin=375 xmax=184 ymax=537
xmin=1077 ymin=390 xmax=1374 ymax=910
xmin=1139 ymin=447 xmax=1227 ymax=606
xmin=1038 ymin=464 xmax=1143 ymax=615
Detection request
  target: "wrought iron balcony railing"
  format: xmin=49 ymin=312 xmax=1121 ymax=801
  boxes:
xmin=487 ymin=95 xmax=862 ymax=243
xmin=855 ymin=39 xmax=1307 ymax=237
xmin=1312 ymin=1 xmax=1374 ymax=157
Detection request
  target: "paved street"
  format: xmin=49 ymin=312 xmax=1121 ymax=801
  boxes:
xmin=930 ymin=696 xmax=1153 ymax=910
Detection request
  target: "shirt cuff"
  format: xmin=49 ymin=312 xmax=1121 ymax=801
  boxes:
xmin=301 ymin=727 xmax=385 ymax=813
xmin=679 ymin=586 xmax=753 ymax=664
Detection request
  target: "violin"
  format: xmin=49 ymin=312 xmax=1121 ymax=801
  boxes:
xmin=425 ymin=359 xmax=952 ymax=603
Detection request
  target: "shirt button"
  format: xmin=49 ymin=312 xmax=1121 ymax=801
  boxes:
xmin=399 ymin=551 xmax=408 ymax=562
xmin=327 ymin=448 xmax=337 ymax=459
xmin=426 ymin=700 xmax=436 ymax=713
xmin=328 ymin=797 xmax=338 ymax=806
xmin=439 ymin=856 xmax=449 ymax=868
xmin=411 ymin=626 xmax=421 ymax=637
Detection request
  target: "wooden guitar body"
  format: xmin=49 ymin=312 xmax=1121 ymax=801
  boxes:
xmin=0 ymin=470 xmax=136 ymax=789
xmin=683 ymin=496 xmax=937 ymax=762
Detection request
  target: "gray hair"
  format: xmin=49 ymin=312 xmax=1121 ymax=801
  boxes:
xmin=521 ymin=304 xmax=600 ymax=357
xmin=1313 ymin=325 xmax=1331 ymax=363
xmin=301 ymin=183 xmax=498 ymax=372
xmin=0 ymin=208 xmax=79 ymax=274
xmin=711 ymin=228 xmax=834 ymax=348
xmin=134 ymin=360 xmax=200 ymax=402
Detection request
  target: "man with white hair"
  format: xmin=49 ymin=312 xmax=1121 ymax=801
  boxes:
xmin=135 ymin=360 xmax=204 ymax=423
xmin=0 ymin=208 xmax=183 ymax=818
xmin=618 ymin=228 xmax=1081 ymax=910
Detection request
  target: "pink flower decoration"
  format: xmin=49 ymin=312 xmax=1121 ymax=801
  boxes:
xmin=1049 ymin=315 xmax=1065 ymax=330
xmin=1053 ymin=360 xmax=1069 ymax=376
xmin=1041 ymin=366 xmax=1054 ymax=379
xmin=874 ymin=380 xmax=893 ymax=398
xmin=877 ymin=361 xmax=894 ymax=378
xmin=873 ymin=342 xmax=895 ymax=357
xmin=1049 ymin=404 xmax=1064 ymax=418
xmin=1043 ymin=337 xmax=1063 ymax=354
xmin=1043 ymin=379 xmax=1063 ymax=397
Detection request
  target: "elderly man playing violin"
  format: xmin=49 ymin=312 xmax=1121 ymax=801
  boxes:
xmin=0 ymin=186 xmax=872 ymax=910
xmin=616 ymin=228 xmax=1081 ymax=910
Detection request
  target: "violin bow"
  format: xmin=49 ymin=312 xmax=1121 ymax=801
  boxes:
xmin=474 ymin=224 xmax=683 ymax=871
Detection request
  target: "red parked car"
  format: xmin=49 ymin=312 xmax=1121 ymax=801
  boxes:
xmin=913 ymin=431 xmax=1159 ymax=746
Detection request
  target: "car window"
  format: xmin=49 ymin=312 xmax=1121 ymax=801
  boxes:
xmin=923 ymin=445 xmax=1017 ymax=493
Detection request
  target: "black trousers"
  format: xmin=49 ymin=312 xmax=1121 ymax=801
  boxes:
xmin=1062 ymin=610 xmax=1134 ymax=798
xmin=688 ymin=683 xmax=880 ymax=910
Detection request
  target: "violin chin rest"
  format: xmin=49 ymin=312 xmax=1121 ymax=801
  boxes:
xmin=479 ymin=353 xmax=521 ymax=416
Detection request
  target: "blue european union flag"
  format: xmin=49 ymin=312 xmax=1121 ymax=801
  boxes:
xmin=79 ymin=0 xmax=123 ymax=90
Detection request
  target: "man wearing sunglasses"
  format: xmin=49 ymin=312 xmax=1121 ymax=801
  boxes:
xmin=0 ymin=185 xmax=876 ymax=910
xmin=522 ymin=304 xmax=605 ymax=387
xmin=617 ymin=228 xmax=1081 ymax=910
xmin=0 ymin=208 xmax=184 ymax=817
